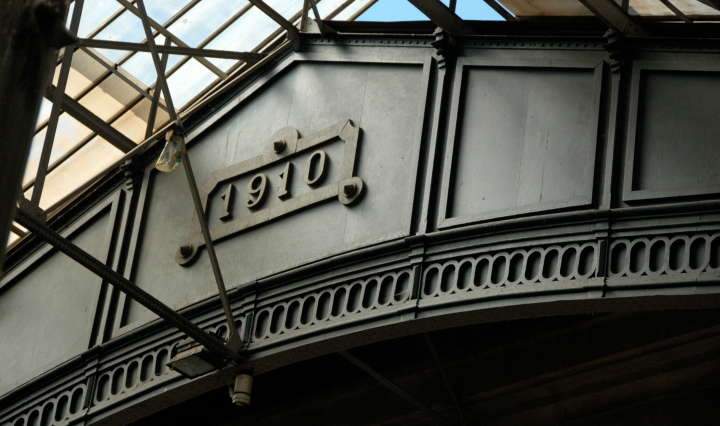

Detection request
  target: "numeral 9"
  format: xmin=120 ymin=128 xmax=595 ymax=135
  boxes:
xmin=246 ymin=173 xmax=268 ymax=209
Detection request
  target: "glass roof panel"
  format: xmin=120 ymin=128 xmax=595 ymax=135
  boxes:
xmin=673 ymin=0 xmax=719 ymax=15
xmin=500 ymin=0 xmax=593 ymax=16
xmin=94 ymin=10 xmax=148 ymax=63
xmin=24 ymin=113 xmax=93 ymax=185
xmin=77 ymin=71 xmax=146 ymax=122
xmin=120 ymin=52 xmax=158 ymax=87
xmin=265 ymin=0 xmax=303 ymax=18
xmin=77 ymin=0 xmax=123 ymax=38
xmin=112 ymin=98 xmax=156 ymax=143
xmin=317 ymin=0 xmax=352 ymax=18
xmin=455 ymin=0 xmax=506 ymax=19
xmin=629 ymin=0 xmax=673 ymax=15
xmin=204 ymin=6 xmax=280 ymax=54
xmin=358 ymin=0 xmax=433 ymax=21
xmin=167 ymin=1 xmax=248 ymax=47
xmin=28 ymin=136 xmax=124 ymax=210
xmin=58 ymin=48 xmax=116 ymax=99
xmin=334 ymin=0 xmax=378 ymax=20
xmin=143 ymin=0 xmax=195 ymax=23
xmin=167 ymin=58 xmax=218 ymax=108
xmin=117 ymin=35 xmax=185 ymax=87
xmin=36 ymin=99 xmax=53 ymax=127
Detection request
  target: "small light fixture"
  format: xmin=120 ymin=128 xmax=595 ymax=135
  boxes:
xmin=229 ymin=373 xmax=253 ymax=406
xmin=155 ymin=128 xmax=186 ymax=173
xmin=168 ymin=338 xmax=224 ymax=379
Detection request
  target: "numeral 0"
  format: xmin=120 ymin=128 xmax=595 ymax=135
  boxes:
xmin=246 ymin=173 xmax=268 ymax=209
xmin=305 ymin=150 xmax=327 ymax=187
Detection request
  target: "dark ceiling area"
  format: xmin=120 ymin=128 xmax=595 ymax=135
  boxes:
xmin=134 ymin=309 xmax=720 ymax=426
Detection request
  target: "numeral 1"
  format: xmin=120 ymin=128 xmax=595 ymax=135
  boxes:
xmin=219 ymin=183 xmax=235 ymax=222
xmin=278 ymin=162 xmax=292 ymax=200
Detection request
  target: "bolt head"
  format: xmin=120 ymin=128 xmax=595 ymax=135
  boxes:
xmin=343 ymin=183 xmax=357 ymax=197
xmin=273 ymin=139 xmax=287 ymax=153
xmin=179 ymin=245 xmax=194 ymax=258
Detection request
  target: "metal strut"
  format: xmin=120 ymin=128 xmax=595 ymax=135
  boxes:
xmin=14 ymin=208 xmax=242 ymax=363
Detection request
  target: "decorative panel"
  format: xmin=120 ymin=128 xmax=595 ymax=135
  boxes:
xmin=439 ymin=56 xmax=603 ymax=229
xmin=0 ymin=196 xmax=121 ymax=397
xmin=418 ymin=234 xmax=604 ymax=310
xmin=624 ymin=61 xmax=720 ymax=202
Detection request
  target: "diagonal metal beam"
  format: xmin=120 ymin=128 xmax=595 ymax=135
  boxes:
xmin=698 ymin=0 xmax=720 ymax=11
xmin=32 ymin=0 xmax=84 ymax=206
xmin=114 ymin=0 xmax=227 ymax=77
xmin=14 ymin=208 xmax=241 ymax=363
xmin=137 ymin=0 xmax=241 ymax=349
xmin=407 ymin=0 xmax=473 ymax=36
xmin=76 ymin=39 xmax=265 ymax=62
xmin=249 ymin=0 xmax=301 ymax=46
xmin=484 ymin=0 xmax=515 ymax=21
xmin=340 ymin=350 xmax=445 ymax=419
xmin=135 ymin=0 xmax=177 ymax=121
xmin=424 ymin=334 xmax=467 ymax=426
xmin=46 ymin=85 xmax=136 ymax=152
xmin=577 ymin=0 xmax=647 ymax=35
xmin=659 ymin=0 xmax=692 ymax=22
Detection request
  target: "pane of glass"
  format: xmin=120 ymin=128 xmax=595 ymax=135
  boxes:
xmin=167 ymin=1 xmax=248 ymax=47
xmin=65 ymin=0 xmax=75 ymax=27
xmin=144 ymin=0 xmax=194 ymax=23
xmin=78 ymin=73 xmax=140 ymax=121
xmin=34 ymin=137 xmax=123 ymax=210
xmin=205 ymin=6 xmax=278 ymax=53
xmin=23 ymin=127 xmax=48 ymax=183
xmin=500 ymin=0 xmax=592 ymax=16
xmin=673 ymin=0 xmax=720 ymax=15
xmin=456 ymin=0 xmax=506 ymax=19
xmin=265 ymin=0 xmax=303 ymax=18
xmin=112 ymin=98 xmax=154 ymax=143
xmin=121 ymin=36 xmax=186 ymax=86
xmin=357 ymin=0 xmax=432 ymax=21
xmin=629 ymin=0 xmax=673 ymax=15
xmin=36 ymin=98 xmax=53 ymax=128
xmin=23 ymin=114 xmax=93 ymax=184
xmin=120 ymin=52 xmax=157 ymax=87
xmin=77 ymin=0 xmax=123 ymax=38
xmin=166 ymin=58 xmax=217 ymax=108
xmin=318 ymin=0 xmax=355 ymax=18
xmin=57 ymin=48 xmax=112 ymax=98
xmin=334 ymin=0 xmax=377 ymax=20
xmin=94 ymin=10 xmax=147 ymax=63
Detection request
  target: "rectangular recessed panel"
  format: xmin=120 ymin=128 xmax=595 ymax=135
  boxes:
xmin=448 ymin=67 xmax=597 ymax=221
xmin=633 ymin=70 xmax=720 ymax=193
xmin=0 ymin=210 xmax=110 ymax=396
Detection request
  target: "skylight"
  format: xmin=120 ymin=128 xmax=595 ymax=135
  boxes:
xmin=7 ymin=0 xmax=720 ymax=249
